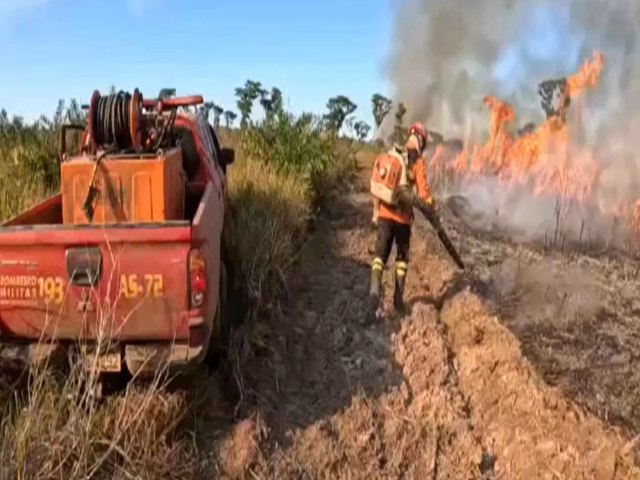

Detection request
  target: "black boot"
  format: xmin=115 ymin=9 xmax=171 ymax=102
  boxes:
xmin=393 ymin=273 xmax=406 ymax=313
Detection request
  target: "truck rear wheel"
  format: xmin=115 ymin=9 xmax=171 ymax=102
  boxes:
xmin=206 ymin=260 xmax=230 ymax=367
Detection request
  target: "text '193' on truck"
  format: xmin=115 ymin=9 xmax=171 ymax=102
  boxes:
xmin=0 ymin=89 xmax=236 ymax=378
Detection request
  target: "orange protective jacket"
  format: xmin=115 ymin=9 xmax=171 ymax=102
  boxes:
xmin=378 ymin=134 xmax=431 ymax=225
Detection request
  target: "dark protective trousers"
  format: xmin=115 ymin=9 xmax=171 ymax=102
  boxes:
xmin=373 ymin=218 xmax=411 ymax=269
xmin=370 ymin=218 xmax=411 ymax=310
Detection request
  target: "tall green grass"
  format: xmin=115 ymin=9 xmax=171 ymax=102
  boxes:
xmin=0 ymin=102 xmax=84 ymax=221
xmin=242 ymin=112 xmax=337 ymax=189
xmin=0 ymin=118 xmax=58 ymax=221
xmin=224 ymin=156 xmax=311 ymax=320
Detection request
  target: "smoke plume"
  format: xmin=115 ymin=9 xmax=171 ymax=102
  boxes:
xmin=387 ymin=0 xmax=640 ymax=248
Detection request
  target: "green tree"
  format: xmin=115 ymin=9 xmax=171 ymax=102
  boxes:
xmin=343 ymin=116 xmax=356 ymax=137
xmin=200 ymin=101 xmax=215 ymax=120
xmin=371 ymin=94 xmax=392 ymax=131
xmin=158 ymin=88 xmax=176 ymax=100
xmin=213 ymin=104 xmax=224 ymax=129
xmin=258 ymin=87 xmax=284 ymax=121
xmin=0 ymin=109 xmax=8 ymax=133
xmin=234 ymin=80 xmax=262 ymax=128
xmin=259 ymin=88 xmax=272 ymax=118
xmin=223 ymin=110 xmax=238 ymax=128
xmin=271 ymin=87 xmax=283 ymax=116
xmin=354 ymin=120 xmax=371 ymax=142
xmin=323 ymin=95 xmax=357 ymax=134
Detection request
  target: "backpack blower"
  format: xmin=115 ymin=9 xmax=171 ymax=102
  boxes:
xmin=370 ymin=151 xmax=465 ymax=270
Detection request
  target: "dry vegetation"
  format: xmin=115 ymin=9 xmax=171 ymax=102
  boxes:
xmin=0 ymin=103 xmax=358 ymax=479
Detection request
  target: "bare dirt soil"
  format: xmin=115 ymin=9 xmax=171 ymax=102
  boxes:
xmin=209 ymin=158 xmax=640 ymax=479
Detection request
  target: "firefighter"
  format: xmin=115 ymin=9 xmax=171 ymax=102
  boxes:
xmin=369 ymin=122 xmax=433 ymax=319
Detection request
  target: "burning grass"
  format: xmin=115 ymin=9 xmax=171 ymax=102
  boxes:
xmin=426 ymin=50 xmax=640 ymax=255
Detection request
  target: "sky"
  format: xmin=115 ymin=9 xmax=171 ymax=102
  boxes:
xmin=0 ymin=0 xmax=394 ymax=126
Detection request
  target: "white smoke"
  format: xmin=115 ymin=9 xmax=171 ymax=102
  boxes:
xmin=387 ymin=0 xmax=640 ymax=248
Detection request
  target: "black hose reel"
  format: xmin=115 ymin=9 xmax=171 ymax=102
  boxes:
xmin=87 ymin=89 xmax=144 ymax=152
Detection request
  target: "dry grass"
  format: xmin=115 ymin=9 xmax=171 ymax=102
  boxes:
xmin=0 ymin=373 xmax=197 ymax=479
xmin=224 ymin=155 xmax=311 ymax=319
xmin=0 ymin=107 xmax=76 ymax=222
xmin=0 ymin=148 xmax=57 ymax=222
xmin=0 ymin=318 xmax=205 ymax=480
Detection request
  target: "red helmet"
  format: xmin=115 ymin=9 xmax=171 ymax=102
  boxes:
xmin=407 ymin=122 xmax=428 ymax=150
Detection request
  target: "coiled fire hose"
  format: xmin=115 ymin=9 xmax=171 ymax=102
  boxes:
xmin=90 ymin=91 xmax=139 ymax=150
xmin=83 ymin=90 xmax=144 ymax=222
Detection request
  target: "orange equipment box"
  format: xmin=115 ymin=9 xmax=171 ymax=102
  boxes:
xmin=61 ymin=147 xmax=185 ymax=225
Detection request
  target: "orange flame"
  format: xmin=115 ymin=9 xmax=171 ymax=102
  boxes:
xmin=440 ymin=50 xmax=640 ymax=234
xmin=567 ymin=51 xmax=604 ymax=98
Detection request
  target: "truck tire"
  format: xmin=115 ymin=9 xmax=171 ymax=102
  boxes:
xmin=217 ymin=261 xmax=230 ymax=347
xmin=206 ymin=260 xmax=230 ymax=367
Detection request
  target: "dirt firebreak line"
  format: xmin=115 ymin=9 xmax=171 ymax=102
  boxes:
xmin=436 ymin=302 xmax=495 ymax=476
xmin=216 ymin=183 xmax=640 ymax=479
xmin=396 ymin=223 xmax=495 ymax=477
xmin=363 ymin=181 xmax=640 ymax=477
xmin=410 ymin=211 xmax=640 ymax=478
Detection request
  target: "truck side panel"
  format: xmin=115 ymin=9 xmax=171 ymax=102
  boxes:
xmin=191 ymin=182 xmax=224 ymax=328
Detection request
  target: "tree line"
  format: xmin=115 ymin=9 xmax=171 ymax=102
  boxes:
xmin=1 ymin=82 xmax=410 ymax=145
xmin=210 ymin=80 xmax=407 ymax=144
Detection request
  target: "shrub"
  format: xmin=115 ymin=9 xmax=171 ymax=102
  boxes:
xmin=225 ymin=111 xmax=356 ymax=318
xmin=240 ymin=112 xmax=343 ymax=202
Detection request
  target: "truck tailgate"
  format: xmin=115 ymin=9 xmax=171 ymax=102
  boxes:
xmin=0 ymin=223 xmax=192 ymax=341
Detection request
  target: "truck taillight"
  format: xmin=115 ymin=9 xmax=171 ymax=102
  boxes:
xmin=188 ymin=249 xmax=206 ymax=308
